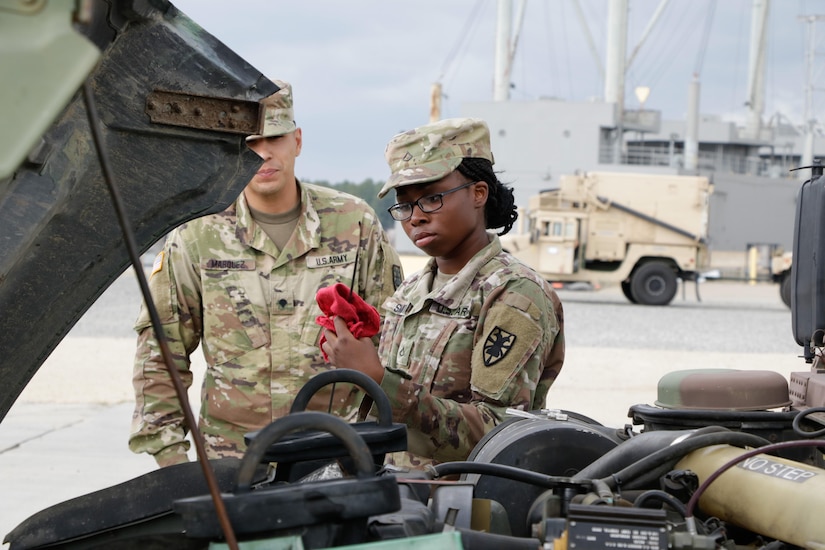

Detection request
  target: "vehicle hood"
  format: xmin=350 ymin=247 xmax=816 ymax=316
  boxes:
xmin=0 ymin=0 xmax=277 ymax=422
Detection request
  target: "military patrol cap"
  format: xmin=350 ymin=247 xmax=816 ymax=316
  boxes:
xmin=378 ymin=117 xmax=494 ymax=198
xmin=247 ymin=79 xmax=296 ymax=141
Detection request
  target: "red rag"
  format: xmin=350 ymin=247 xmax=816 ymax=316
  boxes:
xmin=315 ymin=283 xmax=380 ymax=361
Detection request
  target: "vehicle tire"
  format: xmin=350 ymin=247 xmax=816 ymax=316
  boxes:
xmin=780 ymin=273 xmax=792 ymax=309
xmin=621 ymin=280 xmax=637 ymax=303
xmin=630 ymin=262 xmax=678 ymax=306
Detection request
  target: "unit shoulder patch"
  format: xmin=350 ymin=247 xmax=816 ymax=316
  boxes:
xmin=483 ymin=326 xmax=516 ymax=366
xmin=471 ymin=300 xmax=543 ymax=398
xmin=151 ymin=250 xmax=165 ymax=278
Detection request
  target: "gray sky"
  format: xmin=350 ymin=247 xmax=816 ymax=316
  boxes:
xmin=172 ymin=0 xmax=825 ymax=183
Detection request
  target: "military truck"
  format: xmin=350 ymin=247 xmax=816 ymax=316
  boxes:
xmin=772 ymin=250 xmax=793 ymax=308
xmin=500 ymin=171 xmax=712 ymax=305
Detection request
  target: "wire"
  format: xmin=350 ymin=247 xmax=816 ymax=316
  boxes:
xmin=580 ymin=0 xmax=605 ymax=55
xmin=767 ymin=1 xmax=776 ymax=117
xmin=440 ymin=0 xmax=486 ymax=117
xmin=633 ymin=489 xmax=689 ymax=519
xmin=643 ymin=5 xmax=706 ymax=90
xmin=595 ymin=431 xmax=772 ymax=490
xmin=430 ymin=461 xmax=591 ymax=492
xmin=543 ymin=1 xmax=559 ymax=99
xmin=81 ymin=81 xmax=239 ymax=550
xmin=560 ymin=0 xmax=573 ymax=100
xmin=694 ymin=0 xmax=718 ymax=76
xmin=729 ymin=1 xmax=745 ymax=111
xmin=436 ymin=0 xmax=486 ymax=83
xmin=792 ymin=407 xmax=825 ymax=438
xmin=582 ymin=0 xmax=606 ymax=99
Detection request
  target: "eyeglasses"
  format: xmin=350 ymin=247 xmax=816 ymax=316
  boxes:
xmin=387 ymin=181 xmax=477 ymax=221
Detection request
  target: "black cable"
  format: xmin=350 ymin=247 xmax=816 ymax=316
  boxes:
xmin=453 ymin=526 xmax=542 ymax=550
xmin=81 ymin=81 xmax=239 ymax=549
xmin=693 ymin=0 xmax=718 ymax=76
xmin=572 ymin=426 xmax=728 ymax=485
xmin=436 ymin=0 xmax=485 ymax=83
xmin=430 ymin=461 xmax=588 ymax=492
xmin=599 ymin=431 xmax=771 ymax=490
xmin=633 ymin=489 xmax=689 ymax=519
xmin=792 ymin=407 xmax=825 ymax=438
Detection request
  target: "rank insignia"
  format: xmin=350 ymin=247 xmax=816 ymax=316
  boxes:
xmin=483 ymin=326 xmax=516 ymax=366
xmin=392 ymin=265 xmax=403 ymax=290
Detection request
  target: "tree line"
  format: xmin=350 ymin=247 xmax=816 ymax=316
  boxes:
xmin=309 ymin=178 xmax=395 ymax=230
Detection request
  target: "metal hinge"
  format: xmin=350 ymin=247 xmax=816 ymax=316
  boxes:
xmin=145 ymin=90 xmax=262 ymax=135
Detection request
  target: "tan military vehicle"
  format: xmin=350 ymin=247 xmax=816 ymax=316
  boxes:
xmin=771 ymin=250 xmax=793 ymax=308
xmin=501 ymin=171 xmax=712 ymax=305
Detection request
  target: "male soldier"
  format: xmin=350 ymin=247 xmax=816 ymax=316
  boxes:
xmin=129 ymin=80 xmax=403 ymax=467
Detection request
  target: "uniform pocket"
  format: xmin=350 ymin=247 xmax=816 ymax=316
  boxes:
xmin=202 ymin=262 xmax=268 ymax=365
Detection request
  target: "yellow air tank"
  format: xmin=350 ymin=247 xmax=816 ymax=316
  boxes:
xmin=677 ymin=444 xmax=825 ymax=548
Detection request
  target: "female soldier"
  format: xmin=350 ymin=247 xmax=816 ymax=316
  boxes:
xmin=321 ymin=117 xmax=564 ymax=469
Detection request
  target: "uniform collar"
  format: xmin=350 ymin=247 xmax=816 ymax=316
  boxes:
xmin=235 ymin=180 xmax=322 ymax=262
xmin=408 ymin=232 xmax=502 ymax=313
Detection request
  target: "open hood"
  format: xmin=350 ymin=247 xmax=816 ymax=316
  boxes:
xmin=0 ymin=0 xmax=276 ymax=422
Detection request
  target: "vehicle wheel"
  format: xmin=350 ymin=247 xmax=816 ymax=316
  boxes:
xmin=780 ymin=274 xmax=792 ymax=309
xmin=630 ymin=262 xmax=678 ymax=306
xmin=621 ymin=280 xmax=637 ymax=303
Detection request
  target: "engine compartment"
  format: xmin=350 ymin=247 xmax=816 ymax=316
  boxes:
xmin=7 ymin=361 xmax=825 ymax=550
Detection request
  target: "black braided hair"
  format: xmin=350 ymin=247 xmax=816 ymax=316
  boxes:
xmin=456 ymin=157 xmax=518 ymax=235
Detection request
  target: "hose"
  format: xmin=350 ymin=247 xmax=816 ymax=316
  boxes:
xmin=792 ymin=407 xmax=825 ymax=438
xmin=598 ymin=431 xmax=771 ymax=490
xmin=573 ymin=426 xmax=729 ymax=483
xmin=430 ymin=461 xmax=588 ymax=492
xmin=633 ymin=489 xmax=689 ymax=520
xmin=431 ymin=523 xmax=542 ymax=550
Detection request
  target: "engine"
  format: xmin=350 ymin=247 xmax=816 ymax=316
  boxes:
xmin=8 ymin=365 xmax=825 ymax=550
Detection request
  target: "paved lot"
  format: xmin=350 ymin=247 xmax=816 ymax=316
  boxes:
xmin=0 ymin=265 xmax=808 ymax=544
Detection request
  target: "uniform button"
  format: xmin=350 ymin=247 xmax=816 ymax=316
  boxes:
xmin=278 ymin=299 xmax=288 ymax=308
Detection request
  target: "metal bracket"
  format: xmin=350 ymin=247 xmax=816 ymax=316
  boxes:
xmin=145 ymin=90 xmax=261 ymax=135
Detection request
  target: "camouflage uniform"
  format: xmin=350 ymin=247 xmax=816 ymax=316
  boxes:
xmin=375 ymin=117 xmax=565 ymax=469
xmin=130 ymin=80 xmax=402 ymax=466
xmin=376 ymin=235 xmax=563 ymax=469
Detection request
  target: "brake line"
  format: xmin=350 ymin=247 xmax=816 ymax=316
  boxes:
xmin=82 ymin=81 xmax=239 ymax=550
